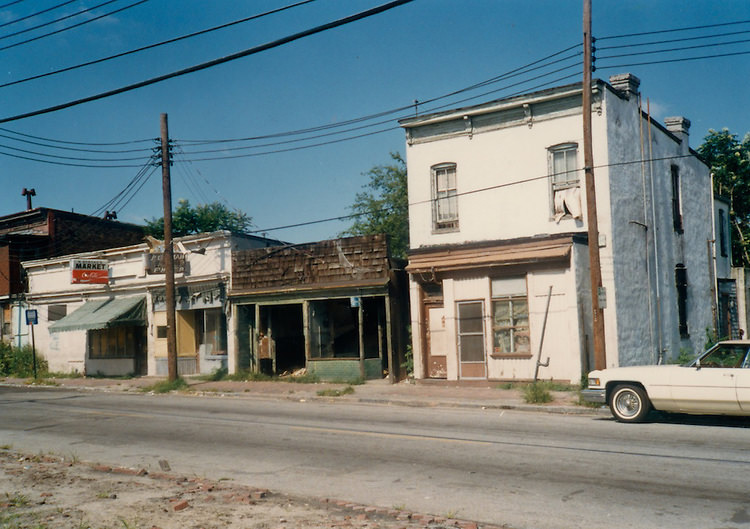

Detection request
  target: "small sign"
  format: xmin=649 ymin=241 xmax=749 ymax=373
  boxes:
xmin=70 ymin=259 xmax=109 ymax=284
xmin=350 ymin=296 xmax=361 ymax=308
xmin=145 ymin=252 xmax=186 ymax=275
xmin=598 ymin=286 xmax=607 ymax=309
xmin=25 ymin=309 xmax=38 ymax=325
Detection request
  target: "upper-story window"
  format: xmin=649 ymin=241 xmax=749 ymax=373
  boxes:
xmin=719 ymin=208 xmax=728 ymax=258
xmin=671 ymin=165 xmax=683 ymax=234
xmin=432 ymin=163 xmax=458 ymax=231
xmin=548 ymin=143 xmax=582 ymax=222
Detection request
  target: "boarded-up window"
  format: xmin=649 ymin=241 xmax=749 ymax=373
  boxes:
xmin=48 ymin=305 xmax=67 ymax=322
xmin=432 ymin=163 xmax=458 ymax=231
xmin=89 ymin=326 xmax=139 ymax=358
xmin=549 ymin=143 xmax=582 ymax=222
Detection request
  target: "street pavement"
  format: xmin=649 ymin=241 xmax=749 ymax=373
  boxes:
xmin=0 ymin=375 xmax=606 ymax=416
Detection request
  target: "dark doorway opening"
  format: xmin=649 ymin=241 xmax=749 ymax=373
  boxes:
xmin=259 ymin=304 xmax=305 ymax=375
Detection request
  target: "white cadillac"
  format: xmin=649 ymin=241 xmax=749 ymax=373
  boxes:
xmin=582 ymin=341 xmax=750 ymax=422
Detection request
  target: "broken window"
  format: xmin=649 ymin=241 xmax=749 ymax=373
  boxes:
xmin=48 ymin=304 xmax=67 ymax=322
xmin=549 ymin=143 xmax=582 ymax=222
xmin=196 ymin=308 xmax=227 ymax=356
xmin=675 ymin=264 xmax=689 ymax=338
xmin=491 ymin=277 xmax=530 ymax=355
xmin=671 ymin=165 xmax=683 ymax=234
xmin=309 ymin=299 xmax=359 ymax=358
xmin=432 ymin=163 xmax=458 ymax=231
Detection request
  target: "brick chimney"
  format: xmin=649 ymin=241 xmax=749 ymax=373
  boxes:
xmin=609 ymin=73 xmax=640 ymax=100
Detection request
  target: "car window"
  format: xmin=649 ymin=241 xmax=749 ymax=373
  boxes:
xmin=700 ymin=345 xmax=749 ymax=368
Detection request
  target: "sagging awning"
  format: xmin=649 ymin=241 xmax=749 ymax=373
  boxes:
xmin=49 ymin=296 xmax=146 ymax=333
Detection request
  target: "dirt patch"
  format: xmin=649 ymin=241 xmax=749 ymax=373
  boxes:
xmin=0 ymin=449 xmax=488 ymax=529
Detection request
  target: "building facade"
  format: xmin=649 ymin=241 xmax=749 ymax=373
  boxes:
xmin=230 ymin=234 xmax=409 ymax=382
xmin=401 ymin=74 xmax=715 ymax=382
xmin=22 ymin=231 xmax=279 ymax=376
xmin=0 ymin=207 xmax=144 ymax=346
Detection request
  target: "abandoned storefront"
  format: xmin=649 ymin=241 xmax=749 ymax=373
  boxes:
xmin=230 ymin=234 xmax=408 ymax=381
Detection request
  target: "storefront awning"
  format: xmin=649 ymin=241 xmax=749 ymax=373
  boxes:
xmin=49 ymin=296 xmax=146 ymax=333
xmin=407 ymin=237 xmax=573 ymax=275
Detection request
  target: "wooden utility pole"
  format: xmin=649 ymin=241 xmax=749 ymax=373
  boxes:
xmin=160 ymin=113 xmax=178 ymax=381
xmin=583 ymin=0 xmax=607 ymax=370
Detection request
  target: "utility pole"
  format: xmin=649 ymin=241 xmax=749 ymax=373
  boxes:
xmin=583 ymin=0 xmax=607 ymax=370
xmin=160 ymin=113 xmax=178 ymax=381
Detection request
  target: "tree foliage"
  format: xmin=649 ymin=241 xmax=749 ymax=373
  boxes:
xmin=342 ymin=152 xmax=409 ymax=259
xmin=698 ymin=129 xmax=750 ymax=266
xmin=145 ymin=200 xmax=253 ymax=239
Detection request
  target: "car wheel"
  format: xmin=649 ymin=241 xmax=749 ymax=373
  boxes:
xmin=609 ymin=384 xmax=651 ymax=423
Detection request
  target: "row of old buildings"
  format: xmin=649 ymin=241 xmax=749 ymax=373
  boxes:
xmin=2 ymin=73 xmax=746 ymax=383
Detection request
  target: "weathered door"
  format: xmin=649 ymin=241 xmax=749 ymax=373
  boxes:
xmin=426 ymin=306 xmax=447 ymax=378
xmin=457 ymin=301 xmax=486 ymax=379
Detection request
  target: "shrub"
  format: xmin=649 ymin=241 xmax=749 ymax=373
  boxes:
xmin=0 ymin=343 xmax=47 ymax=378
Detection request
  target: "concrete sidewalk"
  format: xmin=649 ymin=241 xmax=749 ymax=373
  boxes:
xmin=2 ymin=375 xmax=606 ymax=416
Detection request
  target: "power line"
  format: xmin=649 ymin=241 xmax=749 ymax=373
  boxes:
xmin=597 ymin=49 xmax=750 ymax=70
xmin=173 ymin=69 xmax=582 ymax=162
xmin=598 ymin=36 xmax=750 ymax=60
xmin=0 ymin=0 xmax=149 ymax=53
xmin=0 ymin=0 xmax=78 ymax=29
xmin=0 ymin=126 xmax=153 ymax=147
xmin=0 ymin=0 xmax=27 ymax=8
xmin=597 ymin=28 xmax=750 ymax=51
xmin=177 ymin=46 xmax=581 ymax=145
xmin=598 ymin=18 xmax=750 ymax=41
xmin=0 ymin=131 xmax=154 ymax=154
xmin=0 ymin=0 xmax=317 ymax=90
xmin=247 ymin=153 xmax=701 ymax=236
xmin=0 ymin=149 xmax=152 ymax=168
xmin=0 ymin=0 xmax=415 ymax=124
xmin=0 ymin=141 xmax=153 ymax=163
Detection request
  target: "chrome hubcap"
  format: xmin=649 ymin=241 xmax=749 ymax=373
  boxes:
xmin=615 ymin=391 xmax=640 ymax=417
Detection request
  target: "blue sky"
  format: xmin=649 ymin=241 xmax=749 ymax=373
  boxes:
xmin=0 ymin=0 xmax=748 ymax=243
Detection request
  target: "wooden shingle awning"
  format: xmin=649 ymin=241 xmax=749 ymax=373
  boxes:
xmin=406 ymin=237 xmax=574 ymax=275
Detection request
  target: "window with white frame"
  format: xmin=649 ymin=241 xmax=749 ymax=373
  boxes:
xmin=196 ymin=308 xmax=227 ymax=356
xmin=491 ymin=277 xmax=530 ymax=355
xmin=432 ymin=163 xmax=458 ymax=231
xmin=549 ymin=143 xmax=582 ymax=222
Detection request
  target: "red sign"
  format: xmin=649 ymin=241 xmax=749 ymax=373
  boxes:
xmin=70 ymin=259 xmax=109 ymax=284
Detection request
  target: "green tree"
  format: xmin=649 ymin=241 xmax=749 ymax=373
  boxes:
xmin=145 ymin=200 xmax=252 ymax=238
xmin=342 ymin=152 xmax=409 ymax=259
xmin=698 ymin=129 xmax=750 ymax=265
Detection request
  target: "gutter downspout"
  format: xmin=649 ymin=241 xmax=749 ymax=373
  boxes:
xmin=638 ymin=95 xmax=656 ymax=364
xmin=647 ymin=99 xmax=665 ymax=364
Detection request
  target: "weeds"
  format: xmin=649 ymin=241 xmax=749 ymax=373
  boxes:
xmin=4 ymin=492 xmax=30 ymax=507
xmin=316 ymin=386 xmax=355 ymax=397
xmin=0 ymin=343 xmax=48 ymax=378
xmin=522 ymin=381 xmax=553 ymax=404
xmin=143 ymin=378 xmax=189 ymax=393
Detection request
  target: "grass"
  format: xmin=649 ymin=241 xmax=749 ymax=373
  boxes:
xmin=142 ymin=377 xmax=189 ymax=393
xmin=316 ymin=386 xmax=355 ymax=397
xmin=4 ymin=492 xmax=30 ymax=508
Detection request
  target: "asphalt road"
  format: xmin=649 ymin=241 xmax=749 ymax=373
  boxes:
xmin=1 ymin=386 xmax=749 ymax=529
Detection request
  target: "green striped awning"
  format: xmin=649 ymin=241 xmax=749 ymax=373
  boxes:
xmin=48 ymin=296 xmax=146 ymax=333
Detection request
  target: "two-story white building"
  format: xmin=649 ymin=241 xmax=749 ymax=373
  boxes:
xmin=22 ymin=231 xmax=280 ymax=377
xmin=401 ymin=74 xmax=716 ymax=382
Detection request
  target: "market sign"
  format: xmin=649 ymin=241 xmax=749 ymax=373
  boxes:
xmin=70 ymin=259 xmax=109 ymax=284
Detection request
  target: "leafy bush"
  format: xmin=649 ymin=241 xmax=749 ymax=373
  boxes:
xmin=0 ymin=343 xmax=47 ymax=378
